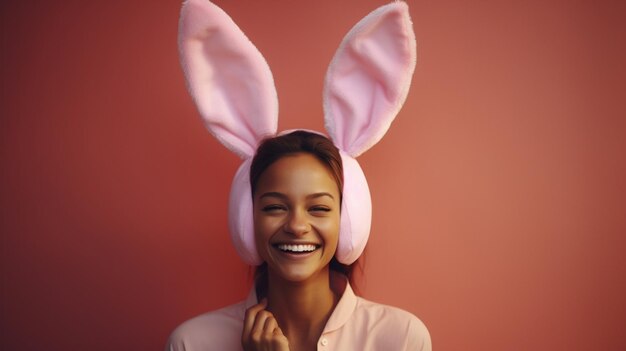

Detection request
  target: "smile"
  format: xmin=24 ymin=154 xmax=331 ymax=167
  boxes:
xmin=274 ymin=244 xmax=320 ymax=254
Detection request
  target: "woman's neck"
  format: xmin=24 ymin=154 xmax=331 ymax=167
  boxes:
xmin=263 ymin=268 xmax=339 ymax=347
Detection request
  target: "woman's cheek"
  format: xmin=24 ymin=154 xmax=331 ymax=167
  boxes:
xmin=255 ymin=216 xmax=284 ymax=242
xmin=315 ymin=218 xmax=340 ymax=241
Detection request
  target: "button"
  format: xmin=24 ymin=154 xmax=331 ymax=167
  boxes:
xmin=320 ymin=338 xmax=328 ymax=346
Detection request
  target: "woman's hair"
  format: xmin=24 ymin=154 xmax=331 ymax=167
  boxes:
xmin=250 ymin=130 xmax=343 ymax=197
xmin=250 ymin=130 xmax=362 ymax=293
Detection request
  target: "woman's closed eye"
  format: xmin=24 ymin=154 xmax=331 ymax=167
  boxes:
xmin=309 ymin=205 xmax=332 ymax=214
xmin=262 ymin=204 xmax=287 ymax=212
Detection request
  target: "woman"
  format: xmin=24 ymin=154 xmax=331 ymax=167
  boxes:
xmin=170 ymin=1 xmax=430 ymax=349
xmin=167 ymin=131 xmax=430 ymax=350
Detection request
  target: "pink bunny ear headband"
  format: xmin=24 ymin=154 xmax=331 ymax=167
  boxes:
xmin=178 ymin=0 xmax=416 ymax=265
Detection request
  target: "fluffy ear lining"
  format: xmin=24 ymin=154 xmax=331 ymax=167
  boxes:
xmin=324 ymin=1 xmax=417 ymax=157
xmin=179 ymin=0 xmax=278 ymax=159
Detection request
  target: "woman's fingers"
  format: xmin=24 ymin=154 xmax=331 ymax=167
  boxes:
xmin=264 ymin=317 xmax=289 ymax=349
xmin=241 ymin=299 xmax=290 ymax=350
xmin=272 ymin=326 xmax=284 ymax=336
xmin=263 ymin=315 xmax=278 ymax=334
xmin=242 ymin=299 xmax=267 ymax=343
xmin=250 ymin=310 xmax=273 ymax=342
xmin=270 ymin=326 xmax=289 ymax=350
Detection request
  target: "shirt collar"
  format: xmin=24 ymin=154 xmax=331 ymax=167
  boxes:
xmin=323 ymin=276 xmax=357 ymax=333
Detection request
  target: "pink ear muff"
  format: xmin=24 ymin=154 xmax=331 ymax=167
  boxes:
xmin=228 ymin=159 xmax=261 ymax=265
xmin=336 ymin=152 xmax=371 ymax=264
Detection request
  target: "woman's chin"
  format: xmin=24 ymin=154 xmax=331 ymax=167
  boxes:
xmin=270 ymin=265 xmax=329 ymax=284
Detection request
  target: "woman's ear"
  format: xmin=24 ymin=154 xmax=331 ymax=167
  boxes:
xmin=323 ymin=1 xmax=417 ymax=157
xmin=178 ymin=0 xmax=279 ymax=159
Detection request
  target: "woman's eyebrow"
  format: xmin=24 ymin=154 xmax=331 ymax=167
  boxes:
xmin=259 ymin=192 xmax=287 ymax=200
xmin=307 ymin=192 xmax=335 ymax=200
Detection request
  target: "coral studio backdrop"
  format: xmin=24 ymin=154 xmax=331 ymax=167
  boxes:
xmin=1 ymin=1 xmax=625 ymax=350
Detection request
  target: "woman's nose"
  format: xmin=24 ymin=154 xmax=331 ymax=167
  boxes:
xmin=283 ymin=209 xmax=310 ymax=235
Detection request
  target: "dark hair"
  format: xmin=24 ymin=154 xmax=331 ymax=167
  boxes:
xmin=250 ymin=131 xmax=343 ymax=198
xmin=249 ymin=130 xmax=362 ymax=294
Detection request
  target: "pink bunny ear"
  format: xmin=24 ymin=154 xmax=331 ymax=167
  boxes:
xmin=179 ymin=0 xmax=278 ymax=158
xmin=325 ymin=2 xmax=417 ymax=265
xmin=324 ymin=1 xmax=416 ymax=157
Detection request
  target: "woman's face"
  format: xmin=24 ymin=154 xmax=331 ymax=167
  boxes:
xmin=253 ymin=153 xmax=341 ymax=283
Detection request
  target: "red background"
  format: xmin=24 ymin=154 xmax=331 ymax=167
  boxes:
xmin=1 ymin=1 xmax=625 ymax=350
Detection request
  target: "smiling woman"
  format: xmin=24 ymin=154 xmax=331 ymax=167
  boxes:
xmin=167 ymin=131 xmax=431 ymax=351
xmin=254 ymin=147 xmax=340 ymax=279
xmin=250 ymin=131 xmax=356 ymax=294
xmin=248 ymin=135 xmax=343 ymax=350
xmin=167 ymin=0 xmax=430 ymax=350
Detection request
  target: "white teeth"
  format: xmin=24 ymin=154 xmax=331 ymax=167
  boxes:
xmin=277 ymin=244 xmax=317 ymax=253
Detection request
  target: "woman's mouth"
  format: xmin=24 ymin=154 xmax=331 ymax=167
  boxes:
xmin=273 ymin=243 xmax=320 ymax=255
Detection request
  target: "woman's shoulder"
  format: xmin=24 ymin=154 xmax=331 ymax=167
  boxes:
xmin=355 ymin=296 xmax=426 ymax=322
xmin=166 ymin=300 xmax=247 ymax=351
xmin=352 ymin=296 xmax=431 ymax=350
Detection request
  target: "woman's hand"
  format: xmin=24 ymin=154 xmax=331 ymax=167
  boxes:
xmin=242 ymin=299 xmax=290 ymax=351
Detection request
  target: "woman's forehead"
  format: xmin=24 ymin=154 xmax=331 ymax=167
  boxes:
xmin=255 ymin=154 xmax=340 ymax=198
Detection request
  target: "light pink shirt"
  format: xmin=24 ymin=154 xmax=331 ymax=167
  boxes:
xmin=166 ymin=281 xmax=432 ymax=351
